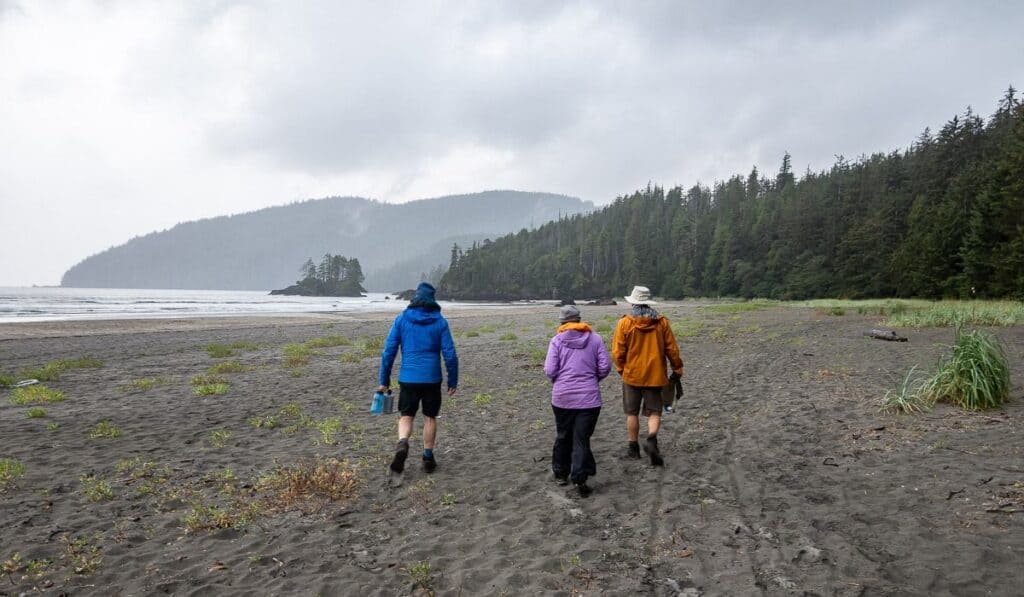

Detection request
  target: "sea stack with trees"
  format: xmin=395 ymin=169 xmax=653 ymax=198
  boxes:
xmin=271 ymin=254 xmax=366 ymax=296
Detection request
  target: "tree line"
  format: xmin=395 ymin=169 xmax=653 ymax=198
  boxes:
xmin=293 ymin=254 xmax=366 ymax=296
xmin=440 ymin=88 xmax=1024 ymax=301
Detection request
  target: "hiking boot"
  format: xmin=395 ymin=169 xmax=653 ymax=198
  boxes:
xmin=663 ymin=405 xmax=675 ymax=414
xmin=390 ymin=441 xmax=409 ymax=473
xmin=574 ymin=481 xmax=593 ymax=498
xmin=552 ymin=472 xmax=569 ymax=486
xmin=625 ymin=441 xmax=641 ymax=459
xmin=644 ymin=436 xmax=664 ymax=467
xmin=422 ymin=455 xmax=437 ymax=474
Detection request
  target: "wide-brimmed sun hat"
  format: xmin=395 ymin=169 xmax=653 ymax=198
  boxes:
xmin=624 ymin=285 xmax=657 ymax=305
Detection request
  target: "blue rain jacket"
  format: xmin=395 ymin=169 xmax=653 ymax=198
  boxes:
xmin=378 ymin=307 xmax=458 ymax=388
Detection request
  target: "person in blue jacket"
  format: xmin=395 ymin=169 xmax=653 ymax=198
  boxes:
xmin=378 ymin=282 xmax=458 ymax=474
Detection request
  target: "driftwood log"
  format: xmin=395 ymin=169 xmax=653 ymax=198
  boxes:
xmin=865 ymin=329 xmax=908 ymax=342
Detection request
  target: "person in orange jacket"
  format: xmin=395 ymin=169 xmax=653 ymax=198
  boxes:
xmin=612 ymin=285 xmax=683 ymax=465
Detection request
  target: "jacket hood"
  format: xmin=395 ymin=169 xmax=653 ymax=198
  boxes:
xmin=404 ymin=307 xmax=442 ymax=325
xmin=557 ymin=328 xmax=592 ymax=349
xmin=628 ymin=315 xmax=662 ymax=331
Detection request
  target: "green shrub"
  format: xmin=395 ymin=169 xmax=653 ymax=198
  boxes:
xmin=919 ymin=329 xmax=1011 ymax=410
xmin=10 ymin=385 xmax=65 ymax=405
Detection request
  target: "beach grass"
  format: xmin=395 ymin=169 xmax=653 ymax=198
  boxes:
xmin=795 ymin=299 xmax=1024 ymax=327
xmin=19 ymin=358 xmax=103 ymax=382
xmin=919 ymin=329 xmax=1011 ymax=410
xmin=25 ymin=407 xmax=46 ymax=419
xmin=88 ymin=420 xmax=122 ymax=439
xmin=79 ymin=475 xmax=114 ymax=502
xmin=407 ymin=561 xmax=434 ymax=593
xmin=699 ymin=300 xmax=777 ymax=315
xmin=119 ymin=376 xmax=168 ymax=393
xmin=208 ymin=429 xmax=233 ymax=448
xmin=205 ymin=344 xmax=235 ymax=358
xmin=282 ymin=343 xmax=316 ymax=368
xmin=256 ymin=457 xmax=360 ymax=511
xmin=304 ymin=335 xmax=352 ymax=349
xmin=206 ymin=362 xmax=249 ymax=374
xmin=881 ymin=366 xmax=931 ymax=414
xmin=10 ymin=385 xmax=64 ymax=405
xmin=62 ymin=534 xmax=103 ymax=575
xmin=0 ymin=458 xmax=26 ymax=492
xmin=0 ymin=374 xmax=15 ymax=388
xmin=193 ymin=383 xmax=230 ymax=396
xmin=499 ymin=332 xmax=517 ymax=341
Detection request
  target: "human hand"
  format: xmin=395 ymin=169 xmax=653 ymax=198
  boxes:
xmin=669 ymin=371 xmax=682 ymax=382
xmin=447 ymin=387 xmax=457 ymax=396
xmin=377 ymin=385 xmax=389 ymax=394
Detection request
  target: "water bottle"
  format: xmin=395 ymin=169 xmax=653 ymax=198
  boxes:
xmin=382 ymin=390 xmax=394 ymax=414
xmin=370 ymin=391 xmax=385 ymax=415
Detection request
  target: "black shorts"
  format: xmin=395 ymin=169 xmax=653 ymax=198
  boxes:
xmin=622 ymin=383 xmax=663 ymax=416
xmin=398 ymin=382 xmax=442 ymax=418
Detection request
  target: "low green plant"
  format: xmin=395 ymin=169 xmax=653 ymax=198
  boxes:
xmin=407 ymin=561 xmax=434 ymax=593
xmin=465 ymin=330 xmax=480 ymax=338
xmin=710 ymin=328 xmax=728 ymax=342
xmin=700 ymin=301 xmax=776 ymax=315
xmin=205 ymin=344 xmax=235 ymax=358
xmin=918 ymin=329 xmax=1011 ymax=410
xmin=476 ymin=325 xmax=496 ymax=334
xmin=182 ymin=504 xmax=238 ymax=531
xmin=473 ymin=393 xmax=492 ymax=406
xmin=440 ymin=492 xmax=456 ymax=506
xmin=80 ymin=474 xmax=114 ymax=502
xmin=305 ymin=335 xmax=351 ymax=349
xmin=824 ymin=306 xmax=845 ymax=316
xmin=207 ymin=362 xmax=248 ymax=374
xmin=282 ymin=343 xmax=315 ymax=368
xmin=19 ymin=358 xmax=104 ymax=382
xmin=193 ymin=383 xmax=230 ymax=396
xmin=0 ymin=458 xmax=26 ymax=492
xmin=63 ymin=534 xmax=103 ymax=575
xmin=229 ymin=341 xmax=259 ymax=351
xmin=191 ymin=373 xmax=227 ymax=386
xmin=361 ymin=336 xmax=385 ymax=353
xmin=88 ymin=420 xmax=122 ymax=439
xmin=46 ymin=422 xmax=60 ymax=432
xmin=10 ymin=385 xmax=65 ymax=405
xmin=249 ymin=415 xmax=279 ymax=429
xmin=119 ymin=376 xmax=168 ymax=393
xmin=26 ymin=407 xmax=46 ymax=418
xmin=0 ymin=374 xmax=15 ymax=388
xmin=339 ymin=352 xmax=363 ymax=363
xmin=314 ymin=417 xmax=344 ymax=445
xmin=499 ymin=332 xmax=517 ymax=341
xmin=671 ymin=319 xmax=702 ymax=338
xmin=209 ymin=429 xmax=233 ymax=448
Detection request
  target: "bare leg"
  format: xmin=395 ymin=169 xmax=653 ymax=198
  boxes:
xmin=626 ymin=415 xmax=640 ymax=442
xmin=647 ymin=413 xmax=661 ymax=437
xmin=423 ymin=416 xmax=437 ymax=449
xmin=398 ymin=415 xmax=414 ymax=441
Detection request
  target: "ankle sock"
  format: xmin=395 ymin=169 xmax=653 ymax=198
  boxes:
xmin=423 ymin=448 xmax=434 ymax=459
xmin=398 ymin=438 xmax=409 ymax=447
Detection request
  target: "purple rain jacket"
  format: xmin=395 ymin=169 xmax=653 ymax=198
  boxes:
xmin=543 ymin=324 xmax=612 ymax=409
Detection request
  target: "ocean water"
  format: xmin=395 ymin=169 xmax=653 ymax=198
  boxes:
xmin=0 ymin=287 xmax=515 ymax=323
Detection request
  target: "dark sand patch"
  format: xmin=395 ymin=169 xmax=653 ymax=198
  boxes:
xmin=1 ymin=305 xmax=1022 ymax=595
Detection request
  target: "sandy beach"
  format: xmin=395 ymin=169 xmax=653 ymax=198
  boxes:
xmin=1 ymin=303 xmax=1022 ymax=596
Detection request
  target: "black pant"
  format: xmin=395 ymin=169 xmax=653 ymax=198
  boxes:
xmin=551 ymin=405 xmax=601 ymax=484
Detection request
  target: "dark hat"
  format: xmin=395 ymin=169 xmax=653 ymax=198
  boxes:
xmin=414 ymin=282 xmax=436 ymax=302
xmin=559 ymin=304 xmax=581 ymax=323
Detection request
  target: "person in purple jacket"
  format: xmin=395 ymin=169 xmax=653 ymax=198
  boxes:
xmin=544 ymin=304 xmax=611 ymax=497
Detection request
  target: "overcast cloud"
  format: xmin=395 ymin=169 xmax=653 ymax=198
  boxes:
xmin=1 ymin=1 xmax=1022 ymax=285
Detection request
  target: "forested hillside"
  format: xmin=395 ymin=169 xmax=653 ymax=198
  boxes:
xmin=60 ymin=191 xmax=592 ymax=291
xmin=441 ymin=89 xmax=1024 ymax=301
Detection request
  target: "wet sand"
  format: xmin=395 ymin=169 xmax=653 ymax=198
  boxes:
xmin=1 ymin=304 xmax=1022 ymax=595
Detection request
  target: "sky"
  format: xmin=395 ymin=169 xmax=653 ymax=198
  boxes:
xmin=2 ymin=1 xmax=1023 ymax=286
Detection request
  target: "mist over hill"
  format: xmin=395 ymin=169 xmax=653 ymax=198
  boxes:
xmin=61 ymin=191 xmax=592 ymax=291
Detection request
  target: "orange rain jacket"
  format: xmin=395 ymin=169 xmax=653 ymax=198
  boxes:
xmin=612 ymin=315 xmax=683 ymax=387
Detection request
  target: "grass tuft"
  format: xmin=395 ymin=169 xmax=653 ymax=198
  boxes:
xmin=193 ymin=383 xmax=230 ymax=396
xmin=0 ymin=458 xmax=26 ymax=492
xmin=207 ymin=362 xmax=249 ymax=374
xmin=473 ymin=393 xmax=493 ymax=406
xmin=282 ymin=343 xmax=315 ymax=368
xmin=918 ymin=329 xmax=1011 ymax=410
xmin=88 ymin=420 xmax=122 ymax=440
xmin=119 ymin=376 xmax=168 ymax=393
xmin=26 ymin=407 xmax=47 ymax=418
xmin=80 ymin=474 xmax=114 ymax=502
xmin=0 ymin=374 xmax=15 ymax=388
xmin=881 ymin=366 xmax=931 ymax=414
xmin=700 ymin=300 xmax=776 ymax=315
xmin=10 ymin=385 xmax=65 ymax=405
xmin=304 ymin=335 xmax=351 ymax=349
xmin=19 ymin=358 xmax=103 ymax=382
xmin=205 ymin=344 xmax=235 ymax=358
xmin=257 ymin=457 xmax=360 ymax=511
xmin=499 ymin=332 xmax=518 ymax=341
xmin=208 ymin=429 xmax=233 ymax=448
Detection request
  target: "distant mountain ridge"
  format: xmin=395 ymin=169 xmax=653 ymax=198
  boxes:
xmin=61 ymin=191 xmax=593 ymax=291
